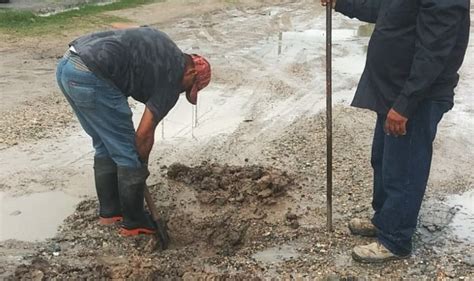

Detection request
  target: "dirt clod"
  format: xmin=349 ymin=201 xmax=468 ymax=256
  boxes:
xmin=167 ymin=162 xmax=293 ymax=205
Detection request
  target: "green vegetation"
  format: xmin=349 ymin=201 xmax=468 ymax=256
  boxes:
xmin=0 ymin=0 xmax=162 ymax=36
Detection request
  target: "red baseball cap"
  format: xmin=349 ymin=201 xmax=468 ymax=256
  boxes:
xmin=186 ymin=54 xmax=211 ymax=105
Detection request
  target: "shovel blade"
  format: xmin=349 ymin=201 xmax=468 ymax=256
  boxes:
xmin=154 ymin=218 xmax=170 ymax=251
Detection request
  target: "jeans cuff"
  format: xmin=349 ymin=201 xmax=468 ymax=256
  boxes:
xmin=377 ymin=232 xmax=411 ymax=257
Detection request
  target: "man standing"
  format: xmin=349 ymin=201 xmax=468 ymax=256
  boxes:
xmin=321 ymin=0 xmax=470 ymax=262
xmin=56 ymin=26 xmax=211 ymax=236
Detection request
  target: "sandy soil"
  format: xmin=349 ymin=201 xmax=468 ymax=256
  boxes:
xmin=0 ymin=0 xmax=473 ymax=279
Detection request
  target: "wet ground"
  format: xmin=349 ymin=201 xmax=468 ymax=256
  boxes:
xmin=0 ymin=0 xmax=473 ymax=279
xmin=0 ymin=191 xmax=80 ymax=241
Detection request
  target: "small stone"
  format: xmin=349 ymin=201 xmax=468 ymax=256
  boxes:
xmin=290 ymin=220 xmax=300 ymax=229
xmin=425 ymin=265 xmax=436 ymax=272
xmin=286 ymin=212 xmax=297 ymax=221
xmin=52 ymin=244 xmax=61 ymax=252
xmin=258 ymin=189 xmax=273 ymax=199
xmin=31 ymin=270 xmax=44 ymax=281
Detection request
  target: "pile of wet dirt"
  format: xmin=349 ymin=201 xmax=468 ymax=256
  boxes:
xmin=167 ymin=162 xmax=292 ymax=205
xmin=164 ymin=162 xmax=298 ymax=255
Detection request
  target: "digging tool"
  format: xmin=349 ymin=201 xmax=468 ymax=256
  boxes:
xmin=326 ymin=0 xmax=333 ymax=232
xmin=144 ymin=185 xmax=170 ymax=250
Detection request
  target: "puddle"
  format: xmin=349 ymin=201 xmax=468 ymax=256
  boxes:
xmin=252 ymin=244 xmax=300 ymax=264
xmin=446 ymin=190 xmax=474 ymax=243
xmin=0 ymin=191 xmax=81 ymax=242
xmin=277 ymin=24 xmax=373 ymax=53
xmin=277 ymin=28 xmax=358 ymax=56
xmin=131 ymin=86 xmax=252 ymax=142
xmin=283 ymin=29 xmax=359 ymax=42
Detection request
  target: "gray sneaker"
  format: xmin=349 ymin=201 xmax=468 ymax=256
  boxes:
xmin=352 ymin=242 xmax=410 ymax=263
xmin=348 ymin=218 xmax=377 ymax=237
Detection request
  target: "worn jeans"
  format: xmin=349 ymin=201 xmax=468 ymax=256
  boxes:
xmin=56 ymin=54 xmax=142 ymax=168
xmin=370 ymin=100 xmax=451 ymax=256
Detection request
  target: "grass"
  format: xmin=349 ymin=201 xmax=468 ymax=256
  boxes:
xmin=0 ymin=0 xmax=162 ymax=36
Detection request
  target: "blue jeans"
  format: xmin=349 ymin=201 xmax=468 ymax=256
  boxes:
xmin=56 ymin=55 xmax=142 ymax=168
xmin=370 ymin=100 xmax=451 ymax=256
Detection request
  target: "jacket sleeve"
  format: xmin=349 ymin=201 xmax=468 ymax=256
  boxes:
xmin=392 ymin=0 xmax=470 ymax=117
xmin=335 ymin=0 xmax=382 ymax=23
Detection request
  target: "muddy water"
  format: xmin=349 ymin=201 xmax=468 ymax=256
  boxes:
xmin=447 ymin=190 xmax=474 ymax=243
xmin=0 ymin=191 xmax=80 ymax=241
xmin=261 ymin=25 xmax=369 ymax=124
xmin=252 ymin=244 xmax=300 ymax=264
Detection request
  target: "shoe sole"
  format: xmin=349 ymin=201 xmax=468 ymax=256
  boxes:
xmin=351 ymin=251 xmax=410 ymax=263
xmin=119 ymin=227 xmax=156 ymax=237
xmin=99 ymin=216 xmax=123 ymax=225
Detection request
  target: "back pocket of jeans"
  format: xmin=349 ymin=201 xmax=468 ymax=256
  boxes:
xmin=68 ymin=81 xmax=96 ymax=108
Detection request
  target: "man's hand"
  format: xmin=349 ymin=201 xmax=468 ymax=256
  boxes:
xmin=384 ymin=109 xmax=408 ymax=137
xmin=321 ymin=0 xmax=336 ymax=8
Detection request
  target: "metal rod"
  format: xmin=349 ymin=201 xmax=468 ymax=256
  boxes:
xmin=326 ymin=0 xmax=333 ymax=232
xmin=194 ymin=103 xmax=198 ymax=127
xmin=278 ymin=31 xmax=283 ymax=55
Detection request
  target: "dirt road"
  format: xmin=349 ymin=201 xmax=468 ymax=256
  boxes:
xmin=0 ymin=0 xmax=473 ymax=279
xmin=0 ymin=0 xmax=117 ymax=14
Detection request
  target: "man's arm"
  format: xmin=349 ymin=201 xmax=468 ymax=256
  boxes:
xmin=385 ymin=0 xmax=469 ymax=137
xmin=135 ymin=106 xmax=160 ymax=164
xmin=392 ymin=0 xmax=469 ymax=118
xmin=322 ymin=0 xmax=382 ymax=23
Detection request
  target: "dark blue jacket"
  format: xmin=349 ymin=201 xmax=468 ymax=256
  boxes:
xmin=336 ymin=0 xmax=470 ymax=117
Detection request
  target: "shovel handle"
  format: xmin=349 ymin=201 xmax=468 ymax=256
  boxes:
xmin=144 ymin=186 xmax=160 ymax=221
xmin=143 ymin=185 xmax=170 ymax=250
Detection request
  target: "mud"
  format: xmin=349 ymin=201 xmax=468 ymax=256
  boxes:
xmin=167 ymin=162 xmax=292 ymax=205
xmin=9 ymin=161 xmax=302 ymax=279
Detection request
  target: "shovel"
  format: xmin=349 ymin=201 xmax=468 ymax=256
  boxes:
xmin=144 ymin=185 xmax=170 ymax=250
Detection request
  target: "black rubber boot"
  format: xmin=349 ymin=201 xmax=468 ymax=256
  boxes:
xmin=117 ymin=166 xmax=156 ymax=236
xmin=94 ymin=157 xmax=122 ymax=225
